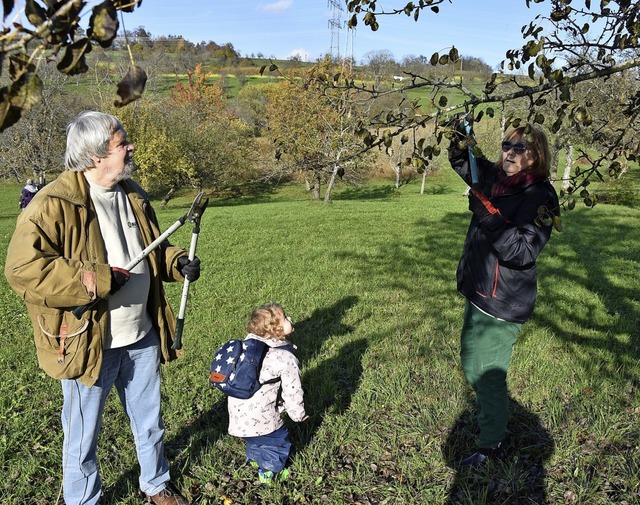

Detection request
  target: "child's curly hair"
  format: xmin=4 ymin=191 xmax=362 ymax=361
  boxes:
xmin=246 ymin=302 xmax=288 ymax=340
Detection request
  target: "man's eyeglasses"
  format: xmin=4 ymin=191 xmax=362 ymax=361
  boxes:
xmin=501 ymin=141 xmax=527 ymax=154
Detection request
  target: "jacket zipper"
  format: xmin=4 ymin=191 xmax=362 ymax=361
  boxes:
xmin=491 ymin=260 xmax=499 ymax=298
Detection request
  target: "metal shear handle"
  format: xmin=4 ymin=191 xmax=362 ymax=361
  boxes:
xmin=172 ymin=193 xmax=209 ymax=350
xmin=72 ymin=191 xmax=207 ymax=320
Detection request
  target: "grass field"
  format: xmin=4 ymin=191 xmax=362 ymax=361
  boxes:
xmin=0 ymin=174 xmax=638 ymax=504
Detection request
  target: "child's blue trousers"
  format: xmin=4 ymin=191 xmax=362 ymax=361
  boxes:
xmin=244 ymin=425 xmax=291 ymax=472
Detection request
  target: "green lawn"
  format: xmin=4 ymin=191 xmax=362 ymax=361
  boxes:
xmin=0 ymin=177 xmax=638 ymax=504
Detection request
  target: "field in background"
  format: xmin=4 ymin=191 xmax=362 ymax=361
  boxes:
xmin=0 ymin=179 xmax=638 ymax=504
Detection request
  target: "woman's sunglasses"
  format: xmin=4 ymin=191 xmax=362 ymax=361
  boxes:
xmin=501 ymin=141 xmax=527 ymax=154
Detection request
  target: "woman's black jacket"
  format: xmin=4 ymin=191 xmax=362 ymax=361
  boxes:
xmin=449 ymin=145 xmax=559 ymax=324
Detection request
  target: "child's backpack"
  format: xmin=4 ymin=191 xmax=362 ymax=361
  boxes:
xmin=209 ymin=338 xmax=292 ymax=399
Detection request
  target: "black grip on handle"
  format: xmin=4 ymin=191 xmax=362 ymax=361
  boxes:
xmin=172 ymin=318 xmax=185 ymax=350
xmin=72 ymin=299 xmax=99 ymax=319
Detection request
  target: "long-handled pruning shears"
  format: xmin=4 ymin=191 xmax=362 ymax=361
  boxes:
xmin=172 ymin=192 xmax=208 ymax=350
xmin=463 ymin=114 xmax=480 ymax=189
xmin=72 ymin=191 xmax=208 ymax=320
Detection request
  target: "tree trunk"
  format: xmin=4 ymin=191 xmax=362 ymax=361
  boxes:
xmin=161 ymin=186 xmax=176 ymax=206
xmin=420 ymin=168 xmax=427 ymax=195
xmin=394 ymin=163 xmax=401 ymax=189
xmin=312 ymin=174 xmax=321 ymax=201
xmin=324 ymin=165 xmax=340 ymax=203
xmin=562 ymin=144 xmax=573 ymax=191
xmin=616 ymin=158 xmax=628 ymax=179
xmin=551 ymin=140 xmax=561 ymax=181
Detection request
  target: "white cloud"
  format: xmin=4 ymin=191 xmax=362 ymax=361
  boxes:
xmin=260 ymin=0 xmax=293 ymax=13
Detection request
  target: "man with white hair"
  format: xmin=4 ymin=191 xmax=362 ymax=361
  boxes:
xmin=5 ymin=111 xmax=200 ymax=505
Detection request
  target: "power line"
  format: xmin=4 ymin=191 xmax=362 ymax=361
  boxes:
xmin=328 ymin=0 xmax=342 ymax=59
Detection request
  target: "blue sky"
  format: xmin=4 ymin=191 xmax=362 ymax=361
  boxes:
xmin=8 ymin=0 xmax=552 ymax=69
xmin=116 ymin=0 xmax=552 ymax=68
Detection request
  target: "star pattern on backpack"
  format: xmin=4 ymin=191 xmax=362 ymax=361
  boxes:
xmin=209 ymin=337 xmax=291 ymax=399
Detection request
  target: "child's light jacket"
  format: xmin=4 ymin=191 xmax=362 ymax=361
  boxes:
xmin=228 ymin=334 xmax=306 ymax=437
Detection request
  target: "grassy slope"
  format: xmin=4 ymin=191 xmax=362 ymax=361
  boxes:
xmin=0 ymin=175 xmax=638 ymax=504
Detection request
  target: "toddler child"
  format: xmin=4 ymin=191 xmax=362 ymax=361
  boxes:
xmin=227 ymin=302 xmax=307 ymax=483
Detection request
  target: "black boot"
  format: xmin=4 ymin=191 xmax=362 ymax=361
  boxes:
xmin=459 ymin=442 xmax=504 ymax=467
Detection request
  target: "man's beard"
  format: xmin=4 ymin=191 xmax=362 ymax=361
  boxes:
xmin=115 ymin=159 xmax=136 ymax=182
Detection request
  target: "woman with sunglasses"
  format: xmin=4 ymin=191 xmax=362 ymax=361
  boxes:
xmin=447 ymin=121 xmax=560 ymax=466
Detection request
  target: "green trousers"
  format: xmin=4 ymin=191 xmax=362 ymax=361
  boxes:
xmin=460 ymin=300 xmax=522 ymax=449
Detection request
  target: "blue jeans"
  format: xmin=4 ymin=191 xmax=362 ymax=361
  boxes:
xmin=244 ymin=425 xmax=291 ymax=473
xmin=61 ymin=329 xmax=170 ymax=505
xmin=460 ymin=300 xmax=521 ymax=449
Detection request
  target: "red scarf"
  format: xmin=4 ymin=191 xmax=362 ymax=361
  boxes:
xmin=492 ymin=169 xmax=539 ymax=197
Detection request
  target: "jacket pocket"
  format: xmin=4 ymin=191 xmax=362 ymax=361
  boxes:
xmin=33 ymin=309 xmax=91 ymax=380
xmin=469 ymin=257 xmax=500 ymax=299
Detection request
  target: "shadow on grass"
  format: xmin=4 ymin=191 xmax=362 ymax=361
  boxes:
xmin=536 ymin=209 xmax=640 ymax=385
xmin=443 ymin=392 xmax=554 ymax=505
xmin=333 ymin=185 xmax=398 ymax=201
xmin=0 ymin=214 xmax=19 ymax=222
xmin=100 ymin=391 xmax=232 ymax=503
xmin=332 ymin=182 xmax=460 ymax=200
xmin=103 ymin=296 xmax=361 ymax=503
xmin=150 ymin=181 xmax=286 ymax=210
xmin=293 ymin=295 xmax=359 ymax=360
xmin=288 ymin=295 xmax=366 ymax=454
xmin=290 ymin=337 xmax=369 ymax=456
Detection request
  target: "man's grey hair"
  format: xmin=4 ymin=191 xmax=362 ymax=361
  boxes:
xmin=64 ymin=111 xmax=126 ymax=172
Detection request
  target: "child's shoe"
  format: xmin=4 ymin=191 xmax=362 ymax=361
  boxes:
xmin=258 ymin=468 xmax=290 ymax=484
xmin=258 ymin=469 xmax=275 ymax=484
xmin=277 ymin=468 xmax=290 ymax=481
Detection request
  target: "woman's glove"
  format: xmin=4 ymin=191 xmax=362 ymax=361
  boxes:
xmin=469 ymin=189 xmax=506 ymax=232
xmin=177 ymin=256 xmax=201 ymax=282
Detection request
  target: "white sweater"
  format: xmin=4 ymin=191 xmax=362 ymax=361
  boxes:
xmin=89 ymin=183 xmax=153 ymax=349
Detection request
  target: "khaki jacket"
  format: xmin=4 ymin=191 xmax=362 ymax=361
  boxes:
xmin=4 ymin=171 xmax=187 ymax=386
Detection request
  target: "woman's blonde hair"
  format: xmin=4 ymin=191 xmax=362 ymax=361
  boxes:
xmin=246 ymin=302 xmax=288 ymax=340
xmin=497 ymin=124 xmax=552 ymax=178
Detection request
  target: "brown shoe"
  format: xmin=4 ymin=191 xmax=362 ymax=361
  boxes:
xmin=147 ymin=482 xmax=188 ymax=505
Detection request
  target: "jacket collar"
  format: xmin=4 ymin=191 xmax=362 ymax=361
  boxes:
xmin=46 ymin=170 xmax=90 ymax=206
xmin=46 ymin=170 xmax=146 ymax=208
xmin=246 ymin=333 xmax=295 ymax=349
